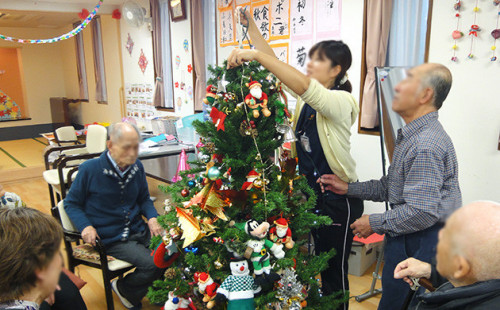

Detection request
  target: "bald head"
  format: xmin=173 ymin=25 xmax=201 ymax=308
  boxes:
xmin=417 ymin=63 xmax=452 ymax=110
xmin=448 ymin=201 xmax=500 ymax=281
xmin=107 ymin=122 xmax=140 ymax=167
xmin=108 ymin=122 xmax=140 ymax=143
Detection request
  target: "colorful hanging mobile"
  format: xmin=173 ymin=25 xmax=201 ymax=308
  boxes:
xmin=467 ymin=0 xmax=481 ymax=59
xmin=491 ymin=1 xmax=500 ymax=61
xmin=451 ymin=1 xmax=464 ymax=62
xmin=0 ymin=0 xmax=103 ymax=44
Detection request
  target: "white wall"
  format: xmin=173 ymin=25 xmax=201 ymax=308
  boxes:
xmin=427 ymin=1 xmax=500 ymax=203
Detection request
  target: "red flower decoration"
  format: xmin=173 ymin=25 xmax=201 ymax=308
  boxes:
xmin=187 ymin=64 xmax=193 ymax=73
xmin=175 ymin=82 xmax=179 ymax=88
xmin=78 ymin=9 xmax=90 ymax=20
xmin=112 ymin=9 xmax=121 ymax=20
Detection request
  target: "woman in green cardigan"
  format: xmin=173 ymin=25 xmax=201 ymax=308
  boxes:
xmin=227 ymin=7 xmax=364 ymax=308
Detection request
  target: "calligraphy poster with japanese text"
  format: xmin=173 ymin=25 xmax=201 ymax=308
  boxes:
xmin=291 ymin=38 xmax=312 ymax=74
xmin=290 ymin=0 xmax=313 ymax=37
xmin=316 ymin=0 xmax=341 ymax=39
xmin=270 ymin=0 xmax=290 ymax=40
xmin=218 ymin=0 xmax=232 ymax=10
xmin=251 ymin=1 xmax=271 ymax=42
xmin=219 ymin=7 xmax=236 ymax=47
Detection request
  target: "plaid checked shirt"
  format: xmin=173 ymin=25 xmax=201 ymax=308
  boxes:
xmin=348 ymin=112 xmax=461 ymax=237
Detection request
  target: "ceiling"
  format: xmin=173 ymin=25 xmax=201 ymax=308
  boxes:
xmin=0 ymin=0 xmax=133 ymax=29
xmin=0 ymin=10 xmax=80 ymax=29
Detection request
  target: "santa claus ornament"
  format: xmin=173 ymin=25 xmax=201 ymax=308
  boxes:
xmin=269 ymin=217 xmax=295 ymax=249
xmin=245 ymin=81 xmax=270 ymax=118
xmin=203 ymin=85 xmax=218 ymax=105
xmin=197 ymin=272 xmax=219 ymax=309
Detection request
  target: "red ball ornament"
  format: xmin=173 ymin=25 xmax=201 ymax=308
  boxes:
xmin=456 ymin=13 xmax=460 ymax=17
xmin=181 ymin=189 xmax=189 ymax=197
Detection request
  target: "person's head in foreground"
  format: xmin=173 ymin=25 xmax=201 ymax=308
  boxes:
xmin=0 ymin=207 xmax=63 ymax=305
xmin=435 ymin=200 xmax=500 ymax=287
xmin=306 ymin=40 xmax=353 ymax=92
xmin=392 ymin=63 xmax=452 ymax=122
xmin=107 ymin=122 xmax=141 ymax=168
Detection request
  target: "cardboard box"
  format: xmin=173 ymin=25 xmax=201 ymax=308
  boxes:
xmin=348 ymin=241 xmax=381 ymax=277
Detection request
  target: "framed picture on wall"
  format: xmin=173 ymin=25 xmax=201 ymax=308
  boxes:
xmin=169 ymin=0 xmax=187 ymax=22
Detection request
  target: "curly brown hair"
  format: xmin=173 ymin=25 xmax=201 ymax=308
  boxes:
xmin=0 ymin=207 xmax=63 ymax=301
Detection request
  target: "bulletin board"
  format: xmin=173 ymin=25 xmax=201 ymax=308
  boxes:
xmin=218 ymin=0 xmax=342 ymax=74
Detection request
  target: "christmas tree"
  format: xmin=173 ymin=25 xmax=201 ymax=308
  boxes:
xmin=147 ymin=61 xmax=345 ymax=309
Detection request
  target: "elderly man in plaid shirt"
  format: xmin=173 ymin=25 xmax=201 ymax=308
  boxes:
xmin=319 ymin=63 xmax=461 ymax=310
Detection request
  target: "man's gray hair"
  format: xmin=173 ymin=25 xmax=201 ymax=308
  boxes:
xmin=420 ymin=64 xmax=452 ymax=110
xmin=108 ymin=122 xmax=141 ymax=143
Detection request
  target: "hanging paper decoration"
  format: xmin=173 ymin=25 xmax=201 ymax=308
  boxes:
xmin=0 ymin=90 xmax=21 ymax=120
xmin=175 ymin=55 xmax=181 ymax=69
xmin=451 ymin=1 xmax=463 ymax=62
xmin=125 ymin=33 xmax=134 ymax=56
xmin=183 ymin=39 xmax=189 ymax=52
xmin=467 ymin=0 xmax=481 ymax=59
xmin=0 ymin=0 xmax=103 ymax=44
xmin=112 ymin=9 xmax=121 ymax=20
xmin=138 ymin=49 xmax=149 ymax=74
xmin=491 ymin=2 xmax=500 ymax=61
xmin=187 ymin=64 xmax=193 ymax=73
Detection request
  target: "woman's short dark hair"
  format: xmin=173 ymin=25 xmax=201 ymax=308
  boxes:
xmin=309 ymin=40 xmax=353 ymax=92
xmin=0 ymin=208 xmax=62 ymax=301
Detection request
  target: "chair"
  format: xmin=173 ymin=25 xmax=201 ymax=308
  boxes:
xmin=55 ymin=200 xmax=134 ymax=310
xmin=54 ymin=126 xmax=79 ymax=146
xmin=43 ymin=125 xmax=108 ymax=209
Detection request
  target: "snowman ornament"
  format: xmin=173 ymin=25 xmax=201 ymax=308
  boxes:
xmin=214 ymin=258 xmax=261 ymax=310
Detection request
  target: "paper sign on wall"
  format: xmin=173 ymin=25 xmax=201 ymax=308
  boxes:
xmin=316 ymin=0 xmax=341 ymax=39
xmin=218 ymin=0 xmax=233 ymax=9
xmin=251 ymin=1 xmax=271 ymax=41
xmin=270 ymin=42 xmax=289 ymax=63
xmin=270 ymin=0 xmax=290 ymax=40
xmin=219 ymin=7 xmax=236 ymax=46
xmin=291 ymin=38 xmax=312 ymax=74
xmin=290 ymin=0 xmax=313 ymax=37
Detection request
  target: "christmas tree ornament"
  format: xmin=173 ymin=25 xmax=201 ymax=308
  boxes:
xmin=208 ymin=167 xmax=221 ymax=180
xmin=214 ymin=258 xmax=261 ymax=310
xmin=245 ymin=80 xmax=271 ymax=118
xmin=276 ymin=269 xmax=305 ymax=310
xmin=172 ymin=149 xmax=192 ymax=183
xmin=269 ymin=217 xmax=295 ymax=249
xmin=241 ymin=170 xmax=261 ymax=190
xmin=176 ymin=207 xmax=203 ymax=247
xmin=196 ymin=138 xmax=205 ymax=149
xmin=235 ymin=219 xmax=285 ymax=286
xmin=203 ymin=85 xmax=218 ymax=105
xmin=164 ymin=268 xmax=177 ymax=279
xmin=214 ymin=258 xmax=224 ymax=269
xmin=181 ymin=189 xmax=190 ymax=197
xmin=164 ymin=199 xmax=173 ymax=213
xmin=187 ymin=180 xmax=196 ymax=188
xmin=217 ymin=73 xmax=230 ymax=93
xmin=204 ymin=142 xmax=216 ymax=153
xmin=209 ymin=107 xmax=227 ymax=131
xmin=197 ymin=151 xmax=211 ymax=163
xmin=153 ymin=235 xmax=180 ymax=268
xmin=197 ymin=272 xmax=220 ymax=309
xmin=184 ymin=245 xmax=199 ymax=254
